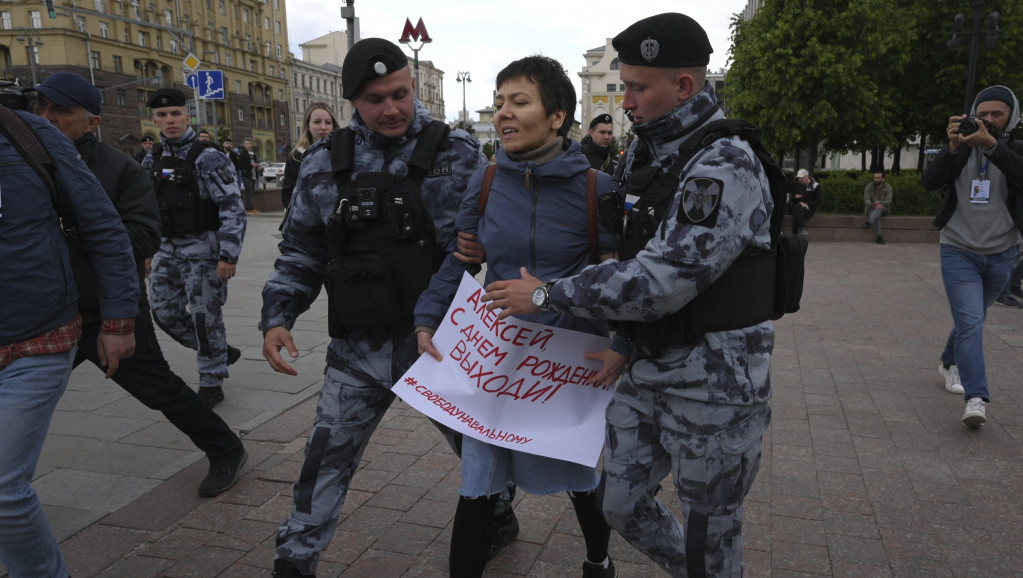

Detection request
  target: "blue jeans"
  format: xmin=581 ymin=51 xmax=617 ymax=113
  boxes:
xmin=940 ymin=244 xmax=1017 ymax=401
xmin=0 ymin=348 xmax=76 ymax=578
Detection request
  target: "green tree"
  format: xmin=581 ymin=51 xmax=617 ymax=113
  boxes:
xmin=727 ymin=0 xmax=914 ymax=165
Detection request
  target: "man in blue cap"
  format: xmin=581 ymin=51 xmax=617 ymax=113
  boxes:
xmin=923 ymin=84 xmax=1023 ymax=427
xmin=34 ymin=71 xmax=248 ymax=498
xmin=144 ymin=87 xmax=247 ymax=409
xmin=0 ymin=74 xmax=137 ymax=578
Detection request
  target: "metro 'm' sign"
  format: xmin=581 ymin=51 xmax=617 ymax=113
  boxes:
xmin=399 ymin=18 xmax=431 ymax=44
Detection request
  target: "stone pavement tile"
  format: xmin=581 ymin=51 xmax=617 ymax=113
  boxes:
xmin=886 ymin=554 xmax=954 ymax=578
xmin=370 ymin=521 xmax=441 ymax=556
xmin=826 ymin=533 xmax=888 ymax=566
xmin=366 ymin=451 xmax=420 ymax=473
xmin=48 ymin=410 xmax=154 ymax=441
xmin=772 ymin=515 xmax=827 ymax=546
xmin=342 ymin=549 xmax=415 ymax=577
xmin=33 ymin=469 xmax=163 ymax=513
xmin=814 ymin=454 xmax=861 ymax=475
xmin=819 ymin=489 xmax=874 ymax=516
xmin=771 ymin=494 xmax=822 ymax=520
xmin=179 ymin=501 xmax=253 ymax=534
xmin=366 ymin=480 xmax=428 ymax=511
xmin=830 ymin=559 xmax=893 ymax=578
xmin=772 ymin=538 xmax=832 ymax=575
xmin=348 ymin=465 xmax=399 ymax=493
xmin=743 ymin=549 xmax=771 ymax=578
xmin=98 ymin=460 xmax=206 ymax=531
xmin=400 ymin=497 xmax=454 ymax=529
xmin=774 ymin=442 xmax=814 ymax=462
xmin=817 ymin=471 xmax=866 ymax=495
xmin=745 ymin=521 xmax=771 ymax=552
xmin=37 ymin=434 xmax=194 ymax=478
xmin=136 ymin=526 xmax=218 ymax=559
xmin=844 ymin=411 xmax=887 ymax=438
xmin=205 ymin=517 xmax=278 ymax=552
xmin=159 ymin=544 xmax=246 ymax=578
xmin=822 ymin=509 xmax=880 ymax=539
xmin=61 ymin=524 xmax=157 ymax=578
xmin=220 ymin=475 xmax=290 ymax=508
xmin=808 ymin=413 xmax=847 ymax=430
xmin=92 ymin=554 xmax=176 ymax=578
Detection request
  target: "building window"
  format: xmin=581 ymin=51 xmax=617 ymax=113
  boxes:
xmin=30 ymin=10 xmax=41 ymax=28
xmin=244 ymin=34 xmax=250 ymax=50
xmin=274 ymin=20 xmax=280 ymax=34
xmin=138 ymin=31 xmax=147 ymax=46
xmin=278 ymin=88 xmax=283 ymax=100
xmin=235 ymin=80 xmax=241 ymax=93
xmin=279 ymin=67 xmax=285 ymax=79
xmin=238 ymin=107 xmax=244 ymax=121
xmin=606 ymin=83 xmax=615 ymax=92
xmin=90 ymin=51 xmax=101 ymax=70
xmin=0 ymin=12 xmax=10 ymax=30
xmin=242 ymin=8 xmax=249 ymax=22
xmin=273 ymin=0 xmax=278 ymax=8
xmin=123 ymin=27 xmax=130 ymax=43
xmin=156 ymin=36 xmax=162 ymax=51
xmin=99 ymin=21 xmax=109 ymax=37
xmin=218 ymin=0 xmax=225 ymax=13
xmin=163 ymin=9 xmax=172 ymax=25
xmin=94 ymin=0 xmax=105 ymax=12
xmin=280 ymin=113 xmax=285 ymax=126
xmin=170 ymin=38 xmax=178 ymax=54
xmin=276 ymin=44 xmax=282 ymax=58
xmin=620 ymin=83 xmax=625 ymax=92
xmin=269 ymin=65 xmax=274 ymax=76
xmin=264 ymin=41 xmax=270 ymax=56
xmin=263 ymin=16 xmax=269 ymax=30
xmin=112 ymin=54 xmax=122 ymax=73
xmin=225 ymin=52 xmax=232 ymax=67
xmin=205 ymin=0 xmax=211 ymax=10
xmin=249 ymin=59 xmax=256 ymax=72
xmin=117 ymin=89 xmax=126 ymax=106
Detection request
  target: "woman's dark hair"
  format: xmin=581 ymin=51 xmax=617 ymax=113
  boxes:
xmin=496 ymin=55 xmax=576 ymax=138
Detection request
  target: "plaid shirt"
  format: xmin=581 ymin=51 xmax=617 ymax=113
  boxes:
xmin=0 ymin=315 xmax=83 ymax=371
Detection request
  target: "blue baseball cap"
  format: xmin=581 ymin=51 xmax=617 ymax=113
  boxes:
xmin=36 ymin=72 xmax=102 ymax=115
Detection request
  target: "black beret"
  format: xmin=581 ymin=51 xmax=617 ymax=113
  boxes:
xmin=342 ymin=38 xmax=409 ymax=99
xmin=613 ymin=13 xmax=713 ymax=68
xmin=589 ymin=114 xmax=613 ymax=129
xmin=140 ymin=135 xmax=154 ymax=142
xmin=147 ymin=88 xmax=187 ymax=108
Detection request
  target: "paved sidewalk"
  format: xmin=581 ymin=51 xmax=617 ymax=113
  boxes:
xmin=6 ymin=215 xmax=1023 ymax=577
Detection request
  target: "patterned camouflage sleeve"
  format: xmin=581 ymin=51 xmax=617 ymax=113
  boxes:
xmin=197 ymin=148 xmax=247 ymax=264
xmin=413 ymin=162 xmax=488 ymax=330
xmin=259 ymin=143 xmax=336 ymax=333
xmin=547 ymin=138 xmax=772 ymax=323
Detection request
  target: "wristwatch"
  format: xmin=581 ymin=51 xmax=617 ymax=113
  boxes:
xmin=531 ymin=281 xmax=551 ymax=310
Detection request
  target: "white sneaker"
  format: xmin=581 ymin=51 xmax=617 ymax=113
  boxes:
xmin=962 ymin=397 xmax=987 ymax=427
xmin=938 ymin=364 xmax=964 ymax=394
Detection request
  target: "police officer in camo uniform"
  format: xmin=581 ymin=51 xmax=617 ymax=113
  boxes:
xmin=145 ymin=88 xmax=246 ymax=409
xmin=484 ymin=13 xmax=774 ymax=578
xmin=261 ymin=38 xmax=489 ymax=578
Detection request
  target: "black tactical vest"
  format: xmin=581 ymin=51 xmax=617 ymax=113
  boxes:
xmin=324 ymin=121 xmax=450 ymax=336
xmin=149 ymin=141 xmax=221 ymax=236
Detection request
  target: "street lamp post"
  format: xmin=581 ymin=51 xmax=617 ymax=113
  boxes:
xmin=947 ymin=0 xmax=999 ymax=113
xmin=456 ymin=71 xmax=470 ymax=127
xmin=15 ymin=28 xmax=44 ymax=86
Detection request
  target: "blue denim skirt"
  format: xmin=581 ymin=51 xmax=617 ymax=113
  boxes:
xmin=458 ymin=435 xmax=600 ymax=497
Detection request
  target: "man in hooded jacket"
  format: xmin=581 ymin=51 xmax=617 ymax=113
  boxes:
xmin=922 ymin=85 xmax=1023 ymax=428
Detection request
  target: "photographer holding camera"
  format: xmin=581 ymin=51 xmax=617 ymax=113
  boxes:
xmin=922 ymin=85 xmax=1023 ymax=428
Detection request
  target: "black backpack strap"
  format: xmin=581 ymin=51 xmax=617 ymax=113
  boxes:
xmin=407 ymin=120 xmax=451 ymax=183
xmin=0 ymin=105 xmax=62 ymax=221
xmin=330 ymin=128 xmax=357 ymax=211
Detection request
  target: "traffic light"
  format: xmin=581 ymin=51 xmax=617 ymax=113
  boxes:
xmin=45 ymin=0 xmax=56 ymax=18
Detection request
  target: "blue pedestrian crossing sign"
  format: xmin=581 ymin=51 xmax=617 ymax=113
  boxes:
xmin=188 ymin=70 xmax=225 ymax=100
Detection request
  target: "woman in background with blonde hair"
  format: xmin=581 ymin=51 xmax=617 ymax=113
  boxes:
xmin=280 ymin=102 xmax=339 ymax=208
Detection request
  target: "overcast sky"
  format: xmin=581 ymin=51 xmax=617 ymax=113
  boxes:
xmin=285 ymin=0 xmax=750 ymax=122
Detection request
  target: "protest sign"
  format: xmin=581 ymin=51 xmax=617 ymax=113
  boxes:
xmin=394 ymin=272 xmax=613 ymax=467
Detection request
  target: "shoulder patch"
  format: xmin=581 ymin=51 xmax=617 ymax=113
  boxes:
xmin=216 ymin=164 xmax=236 ymax=184
xmin=679 ymin=176 xmax=723 ymax=227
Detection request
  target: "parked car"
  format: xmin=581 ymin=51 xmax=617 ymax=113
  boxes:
xmin=262 ymin=162 xmax=286 ymax=182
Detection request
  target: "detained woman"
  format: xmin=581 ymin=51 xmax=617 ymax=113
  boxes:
xmin=414 ymin=55 xmax=626 ymax=578
xmin=280 ymin=102 xmax=339 ymax=209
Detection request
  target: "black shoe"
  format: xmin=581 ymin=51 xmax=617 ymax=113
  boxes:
xmin=863 ymin=221 xmax=871 ymax=230
xmin=876 ymin=235 xmax=885 ymax=244
xmin=197 ymin=386 xmax=225 ymax=408
xmin=198 ymin=448 xmax=247 ymax=498
xmin=582 ymin=557 xmax=617 ymax=578
xmin=271 ymin=559 xmax=314 ymax=577
xmin=488 ymin=508 xmax=520 ymax=561
xmin=1011 ymin=285 xmax=1023 ymax=299
xmin=227 ymin=345 xmax=241 ymax=366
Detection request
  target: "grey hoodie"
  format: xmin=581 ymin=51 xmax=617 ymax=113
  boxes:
xmin=941 ymin=85 xmax=1023 ymax=253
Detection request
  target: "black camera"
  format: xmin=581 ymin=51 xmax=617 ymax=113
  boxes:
xmin=0 ymin=80 xmax=36 ymax=111
xmin=958 ymin=116 xmax=1001 ymax=138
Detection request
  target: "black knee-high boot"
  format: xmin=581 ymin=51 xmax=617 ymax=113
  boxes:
xmin=569 ymin=490 xmax=611 ymax=564
xmin=450 ymin=494 xmax=499 ymax=578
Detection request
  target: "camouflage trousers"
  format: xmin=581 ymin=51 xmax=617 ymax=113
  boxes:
xmin=275 ymin=366 xmax=395 ymax=576
xmin=149 ymin=256 xmax=230 ymax=387
xmin=602 ymin=380 xmax=771 ymax=577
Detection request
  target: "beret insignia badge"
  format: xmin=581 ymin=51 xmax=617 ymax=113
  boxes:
xmin=640 ymin=38 xmax=659 ymax=62
xmin=373 ymin=61 xmax=387 ymax=76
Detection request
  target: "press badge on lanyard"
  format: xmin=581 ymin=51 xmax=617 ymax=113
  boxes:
xmin=971 ymin=160 xmax=991 ymax=204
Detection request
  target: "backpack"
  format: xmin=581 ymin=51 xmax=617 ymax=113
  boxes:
xmin=478 ymin=163 xmax=603 ymax=264
xmin=616 ymin=119 xmax=807 ymax=347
